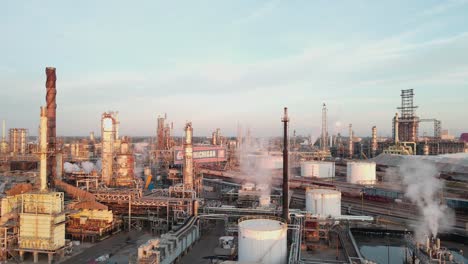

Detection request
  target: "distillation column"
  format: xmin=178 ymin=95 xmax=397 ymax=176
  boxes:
xmin=101 ymin=114 xmax=115 ymax=186
xmin=39 ymin=107 xmax=48 ymax=191
xmin=183 ymin=122 xmax=194 ymax=188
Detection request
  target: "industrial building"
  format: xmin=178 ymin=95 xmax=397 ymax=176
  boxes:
xmin=0 ymin=69 xmax=466 ymax=264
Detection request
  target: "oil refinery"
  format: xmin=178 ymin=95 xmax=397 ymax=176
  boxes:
xmin=0 ymin=68 xmax=466 ymax=264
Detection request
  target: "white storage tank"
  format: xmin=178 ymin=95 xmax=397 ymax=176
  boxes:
xmin=300 ymin=161 xmax=335 ymax=178
xmin=238 ymin=218 xmax=287 ymax=264
xmin=305 ymin=189 xmax=341 ymax=217
xmin=346 ymin=161 xmax=376 ymax=184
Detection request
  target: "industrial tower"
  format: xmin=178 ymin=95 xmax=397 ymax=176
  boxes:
xmin=321 ymin=103 xmax=328 ymax=151
xmin=395 ymin=89 xmax=419 ymax=142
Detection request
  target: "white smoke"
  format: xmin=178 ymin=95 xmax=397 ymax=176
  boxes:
xmin=64 ymin=161 xmax=96 ymax=174
xmin=96 ymin=159 xmax=102 ymax=172
xmin=81 ymin=161 xmax=95 ymax=174
xmin=133 ymin=142 xmax=149 ymax=153
xmin=399 ymin=159 xmax=454 ymax=242
xmin=64 ymin=162 xmax=80 ymax=173
xmin=238 ymin=134 xmax=273 ymax=195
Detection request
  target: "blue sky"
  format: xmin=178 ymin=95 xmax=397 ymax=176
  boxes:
xmin=1 ymin=1 xmax=468 ymax=138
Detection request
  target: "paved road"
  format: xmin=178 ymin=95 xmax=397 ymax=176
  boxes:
xmin=180 ymin=221 xmax=225 ymax=264
xmin=61 ymin=231 xmax=147 ymax=264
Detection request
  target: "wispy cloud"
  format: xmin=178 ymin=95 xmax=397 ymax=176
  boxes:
xmin=419 ymin=0 xmax=468 ymax=17
xmin=232 ymin=0 xmax=281 ymax=25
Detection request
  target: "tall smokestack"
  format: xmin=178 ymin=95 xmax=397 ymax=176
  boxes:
xmin=282 ymin=107 xmax=289 ymax=222
xmin=46 ymin=67 xmax=57 ymax=188
xmin=371 ymin=126 xmax=377 ymax=158
xmin=321 ymin=103 xmax=328 ymax=151
xmin=348 ymin=124 xmax=353 ymax=159
xmin=183 ymin=122 xmax=194 ymax=188
xmin=39 ymin=107 xmax=48 ymax=191
xmin=393 ymin=113 xmax=400 ymax=144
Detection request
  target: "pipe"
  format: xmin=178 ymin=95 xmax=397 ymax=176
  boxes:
xmin=46 ymin=67 xmax=57 ymax=188
xmin=282 ymin=107 xmax=289 ymax=223
xmin=40 ymin=107 xmax=48 ymax=191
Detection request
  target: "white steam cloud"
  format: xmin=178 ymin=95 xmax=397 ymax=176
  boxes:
xmin=64 ymin=161 xmax=97 ymax=174
xmin=81 ymin=161 xmax=95 ymax=174
xmin=64 ymin=162 xmax=80 ymax=173
xmin=399 ymin=159 xmax=454 ymax=242
xmin=239 ymin=135 xmax=275 ymax=195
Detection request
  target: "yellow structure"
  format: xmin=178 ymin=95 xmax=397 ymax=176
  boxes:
xmin=383 ymin=142 xmax=415 ymax=155
xmin=19 ymin=192 xmax=66 ymax=251
xmin=67 ymin=207 xmax=119 ymax=242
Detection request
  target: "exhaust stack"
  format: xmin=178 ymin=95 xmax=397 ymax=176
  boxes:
xmin=348 ymin=124 xmax=353 ymax=159
xmin=46 ymin=67 xmax=57 ymax=188
xmin=371 ymin=126 xmax=377 ymax=158
xmin=39 ymin=107 xmax=48 ymax=191
xmin=281 ymin=107 xmax=289 ymax=222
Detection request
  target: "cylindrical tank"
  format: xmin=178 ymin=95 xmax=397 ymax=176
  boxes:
xmin=346 ymin=162 xmax=376 ymax=184
xmin=305 ymin=189 xmax=341 ymax=217
xmin=238 ymin=218 xmax=287 ymax=264
xmin=300 ymin=161 xmax=335 ymax=178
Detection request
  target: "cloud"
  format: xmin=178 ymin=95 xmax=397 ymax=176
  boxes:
xmin=232 ymin=0 xmax=281 ymax=25
xmin=419 ymin=0 xmax=468 ymax=17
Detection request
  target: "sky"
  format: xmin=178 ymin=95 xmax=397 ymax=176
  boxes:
xmin=1 ymin=0 xmax=468 ymax=138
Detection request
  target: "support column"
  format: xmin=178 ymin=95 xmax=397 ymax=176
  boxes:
xmin=33 ymin=251 xmax=39 ymax=263
xmin=48 ymin=253 xmax=54 ymax=264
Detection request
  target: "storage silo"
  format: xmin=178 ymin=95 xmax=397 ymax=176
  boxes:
xmin=300 ymin=161 xmax=335 ymax=178
xmin=346 ymin=161 xmax=376 ymax=184
xmin=305 ymin=189 xmax=341 ymax=217
xmin=238 ymin=217 xmax=287 ymax=264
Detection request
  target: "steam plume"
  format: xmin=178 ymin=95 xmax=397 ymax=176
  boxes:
xmin=399 ymin=159 xmax=454 ymax=242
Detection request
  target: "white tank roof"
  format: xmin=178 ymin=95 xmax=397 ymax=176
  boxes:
xmin=239 ymin=219 xmax=284 ymax=231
